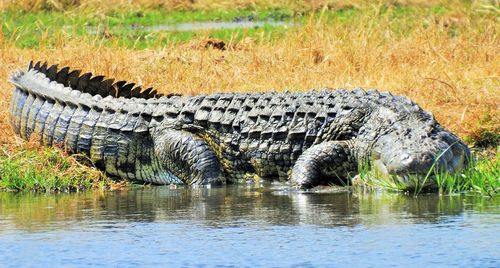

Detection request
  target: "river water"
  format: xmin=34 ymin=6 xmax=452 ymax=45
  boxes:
xmin=0 ymin=186 xmax=498 ymax=267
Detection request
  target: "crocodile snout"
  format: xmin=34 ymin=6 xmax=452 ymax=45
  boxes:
xmin=373 ymin=130 xmax=470 ymax=187
xmin=385 ymin=152 xmax=435 ymax=175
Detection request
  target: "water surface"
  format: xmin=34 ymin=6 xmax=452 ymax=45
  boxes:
xmin=0 ymin=186 xmax=498 ymax=267
xmin=139 ymin=20 xmax=292 ymax=32
xmin=85 ymin=20 xmax=293 ymax=34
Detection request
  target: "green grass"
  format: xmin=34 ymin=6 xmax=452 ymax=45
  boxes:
xmin=0 ymin=9 xmax=289 ymax=27
xmin=353 ymin=153 xmax=499 ymax=197
xmin=100 ymin=24 xmax=290 ymax=49
xmin=0 ymin=8 xmax=295 ymax=48
xmin=0 ymin=145 xmax=110 ymax=192
xmin=434 ymin=155 xmax=499 ymax=197
xmin=2 ymin=3 xmax=486 ymax=49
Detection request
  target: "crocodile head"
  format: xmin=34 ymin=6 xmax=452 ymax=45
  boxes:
xmin=367 ymin=106 xmax=470 ymax=188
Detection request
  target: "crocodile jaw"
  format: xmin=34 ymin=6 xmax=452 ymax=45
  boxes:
xmin=370 ymin=142 xmax=469 ymax=189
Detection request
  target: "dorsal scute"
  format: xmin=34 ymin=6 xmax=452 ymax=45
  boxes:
xmin=25 ymin=60 xmax=170 ymax=100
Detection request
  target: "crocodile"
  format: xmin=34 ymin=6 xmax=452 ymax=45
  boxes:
xmin=8 ymin=61 xmax=470 ymax=189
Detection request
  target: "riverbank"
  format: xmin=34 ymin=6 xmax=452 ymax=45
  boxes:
xmin=0 ymin=1 xmax=498 ymax=193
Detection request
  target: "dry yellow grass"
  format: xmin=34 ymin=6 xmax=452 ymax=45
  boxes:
xmin=0 ymin=2 xmax=498 ymax=150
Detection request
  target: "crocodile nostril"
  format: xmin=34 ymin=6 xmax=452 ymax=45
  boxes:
xmin=399 ymin=153 xmax=413 ymax=167
xmin=395 ymin=152 xmax=436 ymax=173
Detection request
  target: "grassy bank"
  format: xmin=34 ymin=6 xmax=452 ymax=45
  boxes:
xmin=0 ymin=140 xmax=110 ymax=192
xmin=353 ymin=151 xmax=499 ymax=197
xmin=0 ymin=0 xmax=498 ymax=193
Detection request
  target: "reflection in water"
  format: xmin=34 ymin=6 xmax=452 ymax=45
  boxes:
xmin=1 ymin=187 xmax=499 ymax=267
xmin=1 ymin=186 xmax=497 ymax=231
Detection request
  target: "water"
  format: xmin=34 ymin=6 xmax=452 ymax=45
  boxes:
xmin=0 ymin=186 xmax=498 ymax=267
xmin=86 ymin=20 xmax=293 ymax=34
xmin=138 ymin=20 xmax=292 ymax=32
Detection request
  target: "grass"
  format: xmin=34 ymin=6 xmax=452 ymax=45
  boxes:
xmin=435 ymin=153 xmax=499 ymax=197
xmin=0 ymin=139 xmax=111 ymax=192
xmin=1 ymin=0 xmax=454 ymax=12
xmin=0 ymin=0 xmax=498 ymax=193
xmin=1 ymin=8 xmax=295 ymax=48
xmin=2 ymin=2 xmax=487 ymax=48
xmin=353 ymin=153 xmax=499 ymax=197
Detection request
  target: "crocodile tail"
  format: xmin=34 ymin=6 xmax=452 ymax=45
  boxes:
xmin=8 ymin=61 xmax=161 ymax=153
xmin=9 ymin=61 xmax=185 ymax=183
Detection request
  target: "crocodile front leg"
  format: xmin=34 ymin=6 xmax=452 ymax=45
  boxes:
xmin=154 ymin=129 xmax=222 ymax=185
xmin=290 ymin=141 xmax=357 ymax=189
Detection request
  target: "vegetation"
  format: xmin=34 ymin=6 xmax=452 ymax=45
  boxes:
xmin=1 ymin=8 xmax=294 ymax=48
xmin=353 ymin=151 xmax=499 ymax=197
xmin=0 ymin=139 xmax=110 ymax=192
xmin=0 ymin=0 xmax=498 ymax=193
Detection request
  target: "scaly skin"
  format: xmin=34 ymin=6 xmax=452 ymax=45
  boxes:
xmin=9 ymin=61 xmax=471 ymax=189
